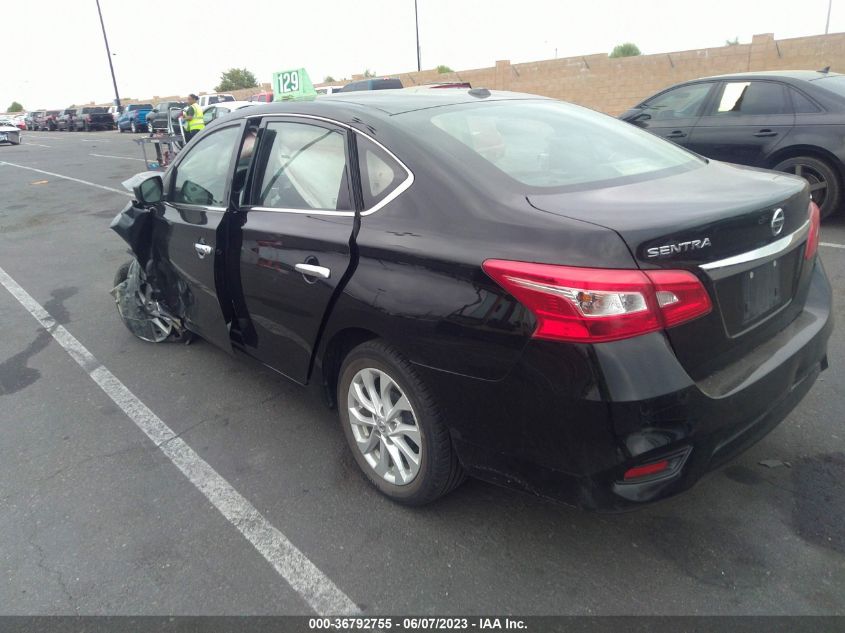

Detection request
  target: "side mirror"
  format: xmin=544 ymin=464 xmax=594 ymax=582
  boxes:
xmin=133 ymin=175 xmax=164 ymax=205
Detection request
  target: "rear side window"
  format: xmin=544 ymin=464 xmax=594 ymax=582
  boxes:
xmin=713 ymin=81 xmax=789 ymax=115
xmin=791 ymin=89 xmax=821 ymax=113
xmin=815 ymin=75 xmax=845 ymax=98
xmin=423 ymin=101 xmax=701 ymax=189
xmin=173 ymin=125 xmax=240 ymax=206
xmin=357 ymin=136 xmax=408 ymax=209
xmin=254 ymin=121 xmax=352 ymax=211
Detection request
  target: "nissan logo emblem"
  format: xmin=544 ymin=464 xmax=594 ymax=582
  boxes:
xmin=771 ymin=208 xmax=785 ymax=236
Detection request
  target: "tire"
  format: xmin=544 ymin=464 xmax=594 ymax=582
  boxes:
xmin=119 ymin=124 xmax=125 ymax=133
xmin=773 ymin=155 xmax=842 ymax=219
xmin=337 ymin=340 xmax=465 ymax=505
xmin=113 ymin=260 xmax=190 ymax=344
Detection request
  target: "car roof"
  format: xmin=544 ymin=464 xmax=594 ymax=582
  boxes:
xmin=690 ymin=70 xmax=841 ymax=83
xmin=207 ymin=100 xmax=253 ymax=109
xmin=255 ymin=88 xmax=549 ymax=116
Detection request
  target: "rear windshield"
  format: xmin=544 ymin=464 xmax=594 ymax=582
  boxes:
xmin=81 ymin=107 xmax=106 ymax=114
xmin=129 ymin=104 xmax=152 ymax=110
xmin=814 ymin=75 xmax=845 ymax=99
xmin=419 ymin=100 xmax=702 ymax=190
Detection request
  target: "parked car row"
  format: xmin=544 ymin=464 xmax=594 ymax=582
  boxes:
xmin=26 ymin=107 xmax=114 ymax=131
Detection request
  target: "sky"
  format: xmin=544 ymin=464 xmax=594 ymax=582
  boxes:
xmin=1 ymin=0 xmax=842 ymax=111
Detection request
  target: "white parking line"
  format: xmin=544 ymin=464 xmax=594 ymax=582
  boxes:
xmin=23 ymin=142 xmax=51 ymax=148
xmin=90 ymin=153 xmax=147 ymax=162
xmin=0 ymin=264 xmax=359 ymax=616
xmin=820 ymin=242 xmax=845 ymax=250
xmin=80 ymin=138 xmax=110 ymax=143
xmin=0 ymin=161 xmax=130 ymax=196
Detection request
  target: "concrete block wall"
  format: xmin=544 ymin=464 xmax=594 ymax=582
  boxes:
xmin=99 ymin=32 xmax=843 ymax=116
xmin=314 ymin=32 xmax=844 ymax=116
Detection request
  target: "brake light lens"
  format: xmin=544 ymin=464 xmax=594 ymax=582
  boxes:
xmin=482 ymin=260 xmax=712 ymax=343
xmin=805 ymin=201 xmax=820 ymax=261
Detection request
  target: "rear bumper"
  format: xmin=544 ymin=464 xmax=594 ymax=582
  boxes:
xmin=86 ymin=119 xmax=114 ymax=129
xmin=419 ymin=258 xmax=833 ymax=510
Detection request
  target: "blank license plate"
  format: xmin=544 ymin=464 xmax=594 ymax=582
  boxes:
xmin=741 ymin=258 xmax=786 ymax=324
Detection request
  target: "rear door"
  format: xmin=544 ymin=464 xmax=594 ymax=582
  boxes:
xmin=232 ymin=116 xmax=358 ymax=384
xmin=151 ymin=121 xmax=245 ymax=352
xmin=686 ymin=80 xmax=795 ymax=165
xmin=624 ymin=82 xmax=716 ymax=146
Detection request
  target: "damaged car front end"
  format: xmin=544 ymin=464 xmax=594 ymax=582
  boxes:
xmin=110 ymin=173 xmax=194 ymax=344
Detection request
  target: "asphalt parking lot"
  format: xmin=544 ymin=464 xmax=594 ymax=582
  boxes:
xmin=1 ymin=129 xmax=844 ymax=616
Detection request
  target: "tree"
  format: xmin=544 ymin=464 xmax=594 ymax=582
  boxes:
xmin=363 ymin=69 xmax=376 ymax=78
xmin=609 ymin=43 xmax=641 ymax=58
xmin=725 ymin=37 xmax=739 ymax=46
xmin=215 ymin=68 xmax=258 ymax=92
xmin=7 ymin=101 xmax=23 ymax=113
xmin=436 ymin=64 xmax=454 ymax=74
xmin=324 ymin=75 xmax=336 ymax=83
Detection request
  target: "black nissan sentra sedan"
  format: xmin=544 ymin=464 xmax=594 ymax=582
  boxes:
xmin=110 ymin=89 xmax=832 ymax=510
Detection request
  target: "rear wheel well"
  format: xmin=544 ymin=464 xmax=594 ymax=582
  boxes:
xmin=320 ymin=328 xmax=380 ymax=408
xmin=767 ymin=145 xmax=845 ymax=182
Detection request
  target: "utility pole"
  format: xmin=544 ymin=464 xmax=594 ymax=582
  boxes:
xmin=95 ymin=0 xmax=121 ymax=111
xmin=415 ymin=0 xmax=421 ymax=71
xmin=825 ymin=0 xmax=833 ymax=34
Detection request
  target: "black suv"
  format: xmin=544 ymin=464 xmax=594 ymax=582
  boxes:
xmin=147 ymin=101 xmax=187 ymax=133
xmin=621 ymin=70 xmax=845 ymax=218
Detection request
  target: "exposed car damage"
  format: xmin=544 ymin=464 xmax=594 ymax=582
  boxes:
xmin=106 ymin=93 xmax=832 ymax=509
xmin=0 ymin=120 xmax=22 ymax=145
xmin=110 ymin=174 xmax=194 ymax=343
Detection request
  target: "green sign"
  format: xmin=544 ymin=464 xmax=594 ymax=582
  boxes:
xmin=272 ymin=68 xmax=317 ymax=101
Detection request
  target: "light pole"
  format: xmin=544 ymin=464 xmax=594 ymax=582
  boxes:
xmin=826 ymin=0 xmax=833 ymax=34
xmin=95 ymin=0 xmax=121 ymax=111
xmin=414 ymin=0 xmax=421 ymax=71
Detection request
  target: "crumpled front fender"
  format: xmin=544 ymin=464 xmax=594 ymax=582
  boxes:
xmin=110 ymin=201 xmax=154 ymax=268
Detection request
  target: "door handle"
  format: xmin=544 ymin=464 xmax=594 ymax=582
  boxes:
xmin=753 ymin=129 xmax=778 ymax=137
xmin=194 ymin=243 xmax=213 ymax=259
xmin=295 ymin=263 xmax=331 ymax=280
xmin=665 ymin=131 xmax=687 ymax=138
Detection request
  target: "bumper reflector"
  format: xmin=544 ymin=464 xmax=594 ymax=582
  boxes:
xmin=623 ymin=460 xmax=670 ymax=481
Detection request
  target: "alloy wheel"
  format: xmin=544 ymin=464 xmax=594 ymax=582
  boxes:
xmin=781 ymin=162 xmax=828 ymax=209
xmin=347 ymin=368 xmax=422 ymax=486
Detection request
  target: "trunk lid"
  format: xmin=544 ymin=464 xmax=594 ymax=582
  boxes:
xmin=528 ymin=160 xmax=814 ymax=380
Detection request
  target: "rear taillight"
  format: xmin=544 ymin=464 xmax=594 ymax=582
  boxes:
xmin=482 ymin=260 xmax=712 ymax=343
xmin=805 ymin=201 xmax=820 ymax=261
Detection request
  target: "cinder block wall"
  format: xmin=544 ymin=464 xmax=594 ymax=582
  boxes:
xmin=105 ymin=32 xmax=843 ymax=115
xmin=317 ymin=32 xmax=844 ymax=115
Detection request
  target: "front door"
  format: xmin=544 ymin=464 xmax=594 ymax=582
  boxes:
xmin=234 ymin=117 xmax=358 ymax=384
xmin=686 ymin=80 xmax=795 ymax=166
xmin=151 ymin=122 xmax=244 ymax=352
xmin=626 ymin=81 xmax=716 ymax=147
